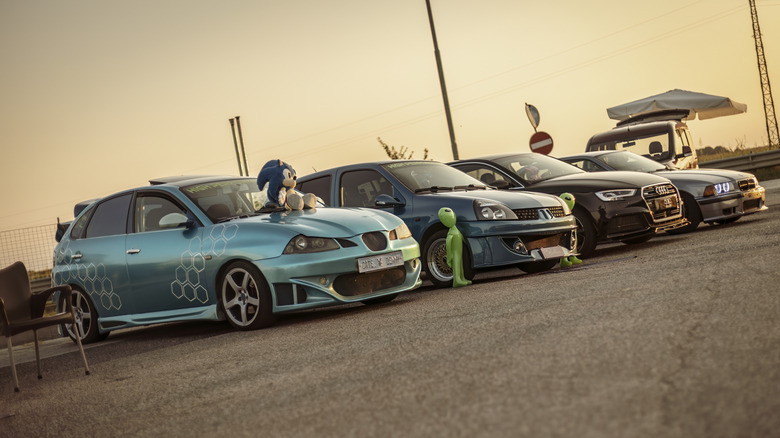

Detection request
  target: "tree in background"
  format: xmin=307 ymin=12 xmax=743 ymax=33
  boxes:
xmin=378 ymin=137 xmax=430 ymax=160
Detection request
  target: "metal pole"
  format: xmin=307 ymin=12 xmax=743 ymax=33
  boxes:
xmin=229 ymin=118 xmax=243 ymax=176
xmin=425 ymin=0 xmax=459 ymax=160
xmin=235 ymin=116 xmax=250 ymax=175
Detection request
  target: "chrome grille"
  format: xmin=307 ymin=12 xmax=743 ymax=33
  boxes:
xmin=512 ymin=206 xmax=567 ymax=221
xmin=641 ymin=183 xmax=682 ymax=222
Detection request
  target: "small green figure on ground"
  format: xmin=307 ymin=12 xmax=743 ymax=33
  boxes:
xmin=438 ymin=207 xmax=472 ymax=288
xmin=559 ymin=193 xmax=583 ymax=268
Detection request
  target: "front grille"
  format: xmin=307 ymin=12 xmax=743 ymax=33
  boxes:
xmin=523 ymin=233 xmax=567 ymax=251
xmin=333 ymin=266 xmax=406 ymax=296
xmin=642 ymin=183 xmax=681 ymax=222
xmin=513 ymin=206 xmax=567 ymax=221
xmin=738 ymin=178 xmax=757 ymax=191
xmin=505 ymin=232 xmax=572 ymax=252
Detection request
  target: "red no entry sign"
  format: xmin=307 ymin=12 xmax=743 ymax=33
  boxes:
xmin=529 ymin=131 xmax=553 ymax=155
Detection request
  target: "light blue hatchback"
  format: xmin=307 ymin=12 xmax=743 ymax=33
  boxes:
xmin=53 ymin=176 xmax=421 ymax=343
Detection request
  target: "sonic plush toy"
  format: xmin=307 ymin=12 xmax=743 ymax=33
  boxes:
xmin=256 ymin=159 xmax=316 ymax=210
xmin=560 ymin=192 xmax=583 ymax=268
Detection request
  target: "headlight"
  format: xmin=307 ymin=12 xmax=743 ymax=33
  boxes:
xmin=703 ymin=181 xmax=733 ymax=197
xmin=389 ymin=222 xmax=412 ymax=240
xmin=595 ymin=189 xmax=637 ymax=202
xmin=283 ymin=235 xmax=340 ymax=254
xmin=474 ymin=200 xmax=518 ymax=220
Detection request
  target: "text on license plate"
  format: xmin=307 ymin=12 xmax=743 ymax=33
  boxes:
xmin=655 ymin=196 xmax=678 ymax=210
xmin=357 ymin=251 xmax=404 ymax=273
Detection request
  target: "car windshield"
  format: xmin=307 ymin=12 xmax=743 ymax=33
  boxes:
xmin=181 ymin=178 xmax=322 ymax=222
xmin=597 ymin=151 xmax=667 ymax=172
xmin=382 ymin=161 xmax=486 ymax=192
xmin=492 ymin=153 xmax=583 ymax=184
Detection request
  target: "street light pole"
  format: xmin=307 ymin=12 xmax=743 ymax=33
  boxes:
xmin=425 ymin=0 xmax=459 ymax=160
xmin=229 ymin=118 xmax=243 ymax=176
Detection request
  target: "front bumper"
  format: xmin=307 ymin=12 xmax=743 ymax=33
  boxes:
xmin=698 ymin=186 xmax=767 ymax=223
xmin=460 ymin=216 xmax=578 ymax=269
xmin=258 ymin=239 xmax=422 ymax=313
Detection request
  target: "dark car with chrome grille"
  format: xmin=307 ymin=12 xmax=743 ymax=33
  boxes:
xmin=561 ymin=150 xmax=767 ymax=233
xmin=448 ymin=152 xmax=686 ymax=257
xmin=297 ymin=160 xmax=577 ymax=287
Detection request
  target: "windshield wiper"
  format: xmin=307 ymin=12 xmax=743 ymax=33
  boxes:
xmin=414 ymin=186 xmax=453 ymax=193
xmin=454 ymin=184 xmax=487 ymax=191
xmin=216 ymin=212 xmax=263 ymax=223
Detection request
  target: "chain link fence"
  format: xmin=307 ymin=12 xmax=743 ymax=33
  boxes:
xmin=0 ymin=224 xmax=58 ymax=280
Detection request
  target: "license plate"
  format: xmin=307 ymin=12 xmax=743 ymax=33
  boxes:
xmin=540 ymin=246 xmax=565 ymax=259
xmin=656 ymin=196 xmax=677 ymax=210
xmin=357 ymin=251 xmax=404 ymax=273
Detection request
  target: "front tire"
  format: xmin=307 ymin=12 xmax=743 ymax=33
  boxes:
xmin=220 ymin=261 xmax=275 ymax=330
xmin=61 ymin=288 xmax=106 ymax=344
xmin=572 ymin=207 xmax=597 ymax=258
xmin=667 ymin=192 xmax=701 ymax=234
xmin=422 ymin=229 xmax=474 ymax=288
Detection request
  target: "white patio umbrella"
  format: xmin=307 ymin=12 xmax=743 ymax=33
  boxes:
xmin=607 ymin=89 xmax=747 ymax=121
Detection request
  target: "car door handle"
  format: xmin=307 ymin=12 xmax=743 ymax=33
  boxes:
xmin=71 ymin=253 xmax=83 ymax=260
xmin=127 ymin=249 xmax=141 ymax=255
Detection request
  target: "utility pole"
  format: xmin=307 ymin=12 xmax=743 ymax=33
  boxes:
xmin=425 ymin=0 xmax=459 ymax=160
xmin=749 ymin=0 xmax=779 ymax=148
xmin=229 ymin=118 xmax=244 ymax=175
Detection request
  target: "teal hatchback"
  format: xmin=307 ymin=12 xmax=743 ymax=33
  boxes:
xmin=53 ymin=176 xmax=421 ymax=343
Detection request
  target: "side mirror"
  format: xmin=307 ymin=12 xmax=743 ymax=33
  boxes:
xmin=374 ymin=194 xmax=405 ymax=208
xmin=159 ymin=212 xmax=191 ymax=229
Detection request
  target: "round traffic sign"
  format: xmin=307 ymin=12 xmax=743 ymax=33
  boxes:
xmin=529 ymin=131 xmax=553 ymax=155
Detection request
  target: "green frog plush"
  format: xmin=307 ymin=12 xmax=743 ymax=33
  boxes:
xmin=438 ymin=207 xmax=472 ymax=288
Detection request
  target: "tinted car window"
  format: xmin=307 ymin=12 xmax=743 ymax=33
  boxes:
xmin=134 ymin=194 xmax=187 ymax=233
xmin=70 ymin=206 xmax=92 ymax=240
xmin=84 ymin=194 xmax=132 ymax=238
xmin=491 ymin=154 xmax=581 ymax=183
xmin=339 ymin=170 xmax=393 ymax=207
xmin=451 ymin=163 xmax=515 ymax=187
xmin=297 ymin=175 xmax=332 ymax=205
xmin=565 ymin=159 xmax=606 ymax=172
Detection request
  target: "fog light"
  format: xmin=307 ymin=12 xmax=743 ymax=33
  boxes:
xmin=319 ymin=277 xmax=328 ymax=286
xmin=410 ymin=259 xmax=419 ymax=270
xmin=512 ymin=239 xmax=527 ymax=253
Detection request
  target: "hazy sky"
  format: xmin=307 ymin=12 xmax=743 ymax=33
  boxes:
xmin=1 ymin=0 xmax=779 ymax=231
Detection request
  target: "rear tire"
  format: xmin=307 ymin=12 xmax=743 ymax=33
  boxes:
xmin=61 ymin=288 xmax=107 ymax=344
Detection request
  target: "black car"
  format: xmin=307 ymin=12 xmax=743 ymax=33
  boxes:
xmin=449 ymin=153 xmax=686 ymax=257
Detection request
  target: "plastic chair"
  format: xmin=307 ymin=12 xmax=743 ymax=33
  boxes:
xmin=0 ymin=261 xmax=90 ymax=392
